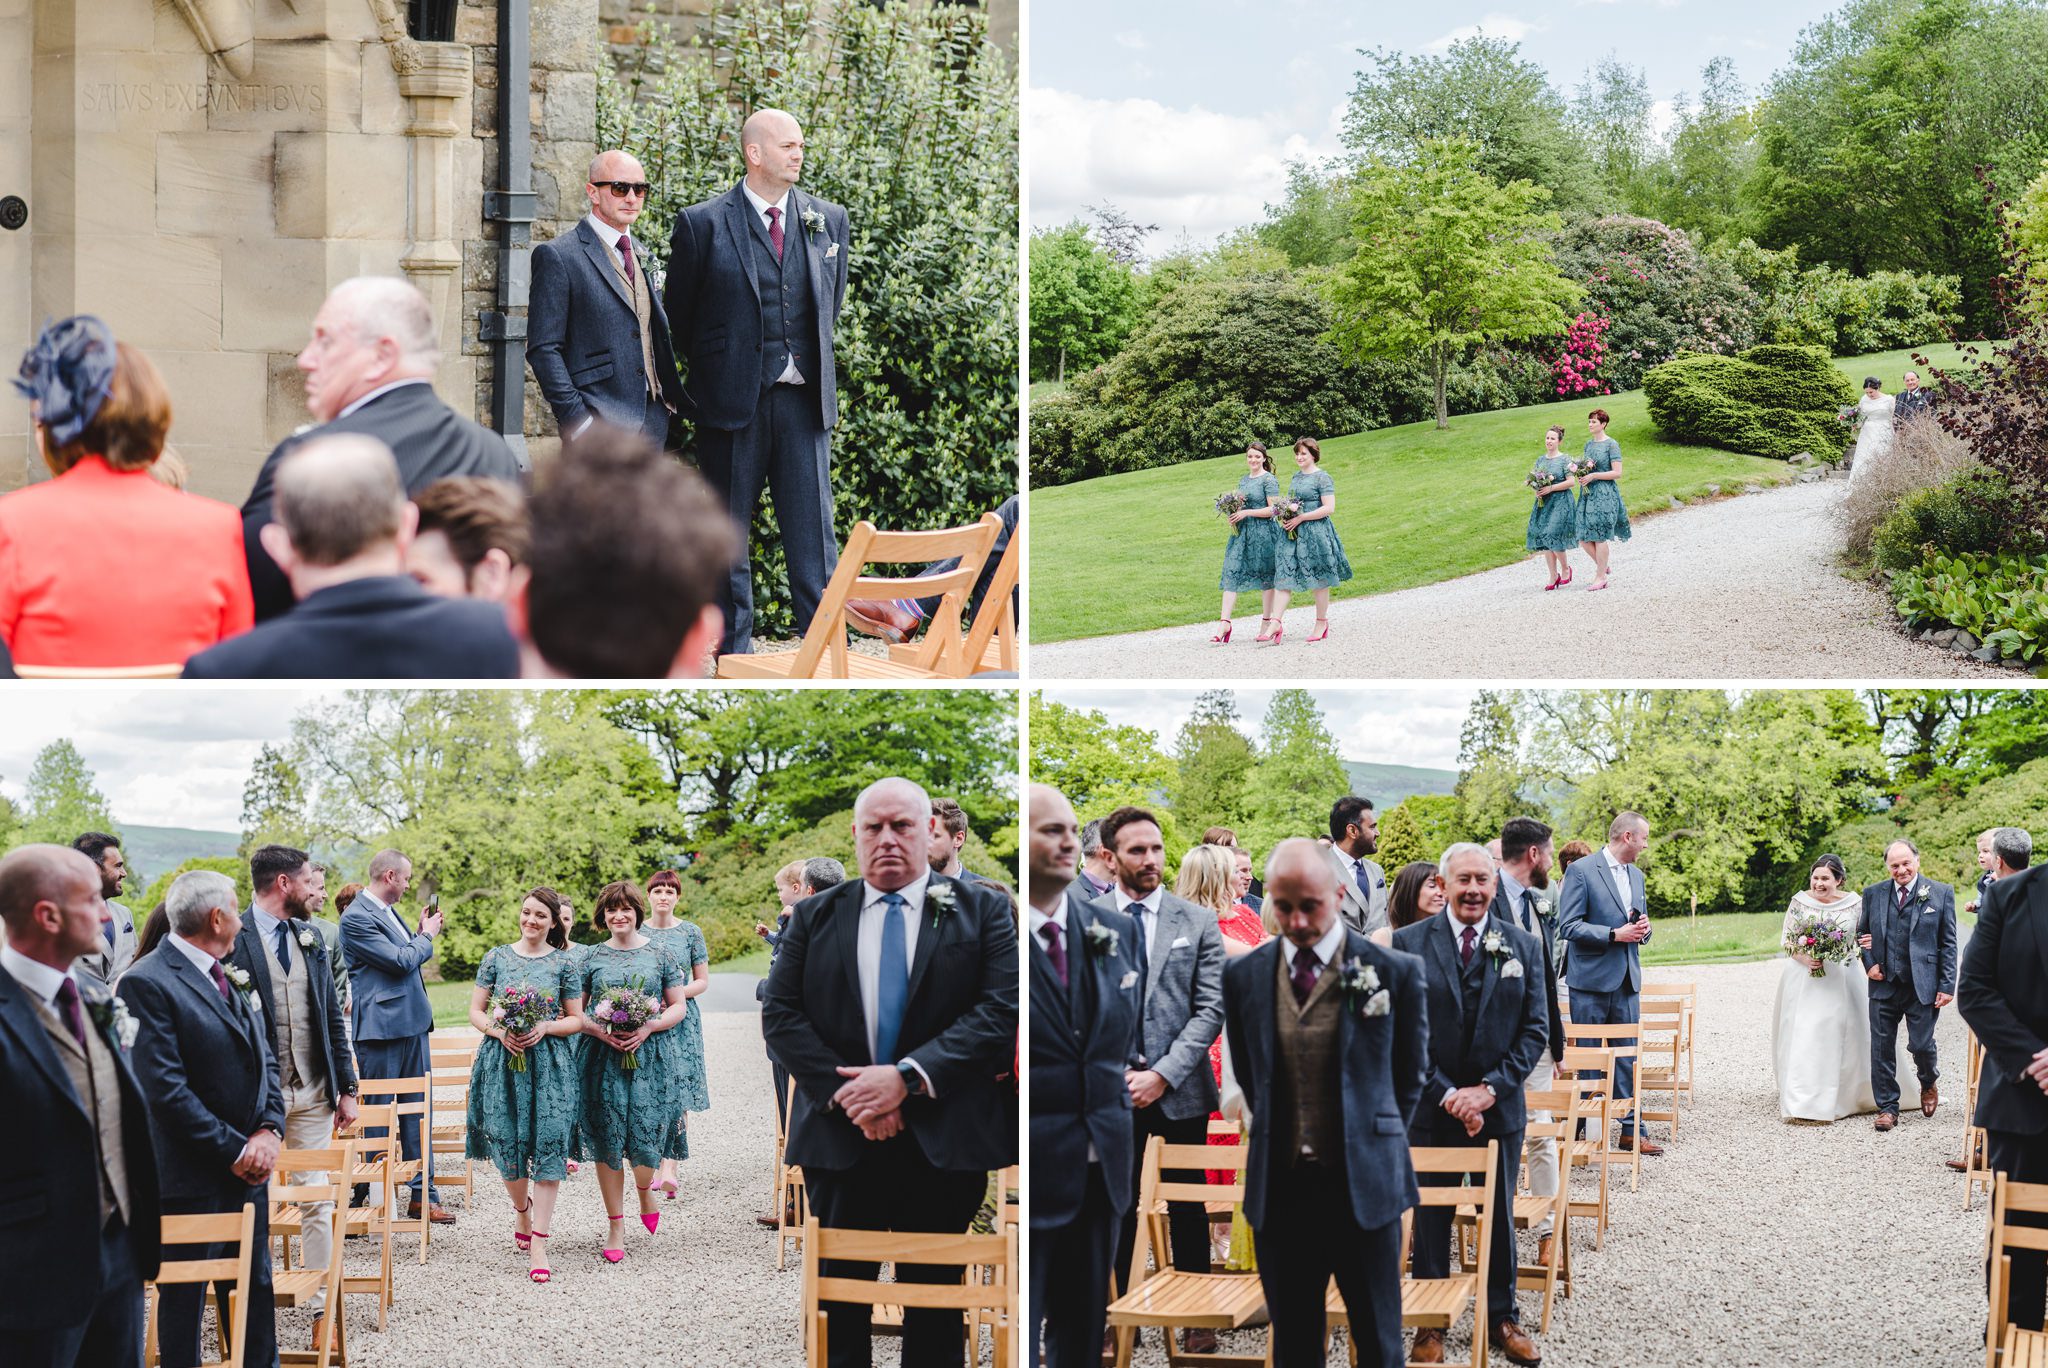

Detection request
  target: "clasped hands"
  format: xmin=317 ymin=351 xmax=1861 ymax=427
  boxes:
xmin=2024 ymin=1048 xmax=2048 ymax=1096
xmin=232 ymin=1127 xmax=281 ymax=1184
xmin=1442 ymin=1085 xmax=1493 ymax=1137
xmin=1613 ymin=917 xmax=1650 ymax=944
xmin=497 ymin=1025 xmax=546 ymax=1056
xmin=1855 ymin=932 xmax=1953 ymax=1006
xmin=835 ymin=1063 xmax=908 ymax=1140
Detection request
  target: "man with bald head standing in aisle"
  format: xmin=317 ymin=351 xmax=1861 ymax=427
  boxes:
xmin=664 ymin=108 xmax=850 ymax=656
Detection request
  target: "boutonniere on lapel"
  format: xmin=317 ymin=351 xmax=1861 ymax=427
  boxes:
xmin=1482 ymin=927 xmax=1524 ymax=977
xmin=221 ymin=962 xmax=261 ymax=1011
xmin=1082 ymin=923 xmax=1120 ymax=959
xmin=87 ymin=994 xmax=140 ymax=1051
xmin=295 ymin=926 xmax=321 ymax=953
xmin=925 ymin=880 xmax=958 ymax=930
xmin=1913 ymin=883 xmax=1931 ymax=909
xmin=1338 ymin=958 xmax=1391 ymax=1018
xmin=800 ymin=207 xmax=826 ymax=238
xmin=1532 ymin=895 xmax=1554 ymax=920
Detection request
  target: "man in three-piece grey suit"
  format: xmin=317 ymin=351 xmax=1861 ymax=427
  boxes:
xmin=1090 ymin=806 xmax=1225 ymax=1332
xmin=0 ymin=845 xmax=161 ymax=1368
xmin=1859 ymin=838 xmax=1959 ymax=1130
xmin=528 ymin=150 xmax=685 ymax=447
xmin=1557 ymin=810 xmax=1659 ymax=1154
xmin=663 ymin=108 xmax=850 ymax=656
xmin=69 ymin=832 xmax=136 ymax=992
xmin=117 ymin=869 xmax=284 ymax=1368
xmin=339 ymin=848 xmax=451 ymax=1221
xmin=1326 ymin=796 xmax=1389 ymax=934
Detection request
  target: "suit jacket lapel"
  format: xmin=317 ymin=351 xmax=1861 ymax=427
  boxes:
xmin=726 ymin=184 xmax=767 ymax=302
xmin=1474 ymin=923 xmax=1502 ymax=1026
xmin=1028 ymin=927 xmax=1072 ymax=1038
xmin=1247 ymin=940 xmax=1278 ymax=1099
xmin=795 ymin=189 xmax=827 ymax=309
xmin=577 ymin=220 xmax=635 ymax=312
xmin=1425 ymin=913 xmax=1459 ymax=995
xmin=0 ymin=970 xmax=88 ymax=1116
xmin=906 ymin=879 xmax=946 ymax=1003
xmin=235 ymin=913 xmax=279 ymax=1031
xmin=167 ymin=949 xmax=252 ymax=1046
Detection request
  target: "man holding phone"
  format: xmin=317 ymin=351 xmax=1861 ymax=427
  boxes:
xmin=338 ymin=848 xmax=454 ymax=1222
xmin=1557 ymin=812 xmax=1661 ymax=1155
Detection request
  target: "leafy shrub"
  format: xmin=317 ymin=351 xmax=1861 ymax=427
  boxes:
xmin=1552 ymin=312 xmax=1612 ymax=397
xmin=1838 ymin=412 xmax=1977 ymax=558
xmin=136 ymin=858 xmax=253 ymax=924
xmin=1890 ymin=551 xmax=2048 ymax=664
xmin=1642 ymin=343 xmax=1854 ymax=458
xmin=1709 ymin=239 xmax=1963 ymax=354
xmin=2013 ymin=161 xmax=2048 ymax=323
xmin=1869 ymin=469 xmax=2015 ymax=572
xmin=1550 ymin=215 xmax=1759 ymax=391
xmin=599 ymin=0 xmax=1017 ymax=637
xmin=1820 ymin=755 xmax=2048 ymax=893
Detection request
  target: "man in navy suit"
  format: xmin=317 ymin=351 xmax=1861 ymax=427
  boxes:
xmin=117 ymin=868 xmax=285 ymax=1368
xmin=1394 ymin=844 xmax=1549 ymax=1367
xmin=761 ymin=778 xmax=1017 ymax=1368
xmin=1858 ymin=838 xmax=1959 ymax=1131
xmin=528 ymin=150 xmax=684 ymax=446
xmin=664 ymin=108 xmax=851 ymax=655
xmin=0 ymin=844 xmax=161 ymax=1368
xmin=187 ymin=434 xmax=520 ymax=679
xmin=1556 ymin=810 xmax=1660 ymax=1155
xmin=1027 ymin=786 xmax=1144 ymax=1367
xmin=1225 ymin=839 xmax=1428 ymax=1368
xmin=340 ymin=848 xmax=453 ymax=1222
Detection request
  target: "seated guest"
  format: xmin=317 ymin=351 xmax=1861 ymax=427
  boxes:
xmin=407 ymin=476 xmax=530 ymax=603
xmin=243 ymin=277 xmax=522 ymax=621
xmin=844 ymin=494 xmax=1017 ymax=644
xmin=185 ymin=434 xmax=520 ymax=678
xmin=509 ymin=423 xmax=739 ymax=679
xmin=2 ymin=317 xmax=253 ymax=672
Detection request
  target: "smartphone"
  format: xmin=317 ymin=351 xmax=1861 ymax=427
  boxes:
xmin=1628 ymin=908 xmax=1646 ymax=923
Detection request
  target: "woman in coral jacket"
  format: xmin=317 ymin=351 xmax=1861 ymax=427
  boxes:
xmin=1 ymin=316 xmax=252 ymax=673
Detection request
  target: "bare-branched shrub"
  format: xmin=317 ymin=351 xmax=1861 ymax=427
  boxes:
xmin=1837 ymin=415 xmax=1978 ymax=558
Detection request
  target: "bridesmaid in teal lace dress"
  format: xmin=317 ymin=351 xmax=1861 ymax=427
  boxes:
xmin=466 ymin=888 xmax=585 ymax=1283
xmin=641 ymin=869 xmax=711 ymax=1203
xmin=1272 ymin=437 xmax=1353 ymax=643
xmin=1573 ymin=409 xmax=1630 ymax=591
xmin=575 ymin=880 xmax=691 ymax=1263
xmin=1525 ymin=424 xmax=1579 ymax=590
xmin=1214 ymin=442 xmax=1283 ymax=644
xmin=549 ymin=893 xmax=590 ymax=1177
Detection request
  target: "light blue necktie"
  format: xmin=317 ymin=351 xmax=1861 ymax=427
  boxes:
xmin=875 ymin=893 xmax=909 ymax=1065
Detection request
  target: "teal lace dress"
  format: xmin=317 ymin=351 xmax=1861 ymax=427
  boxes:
xmin=574 ymin=940 xmax=690 ymax=1167
xmin=466 ymin=946 xmax=583 ymax=1182
xmin=1218 ymin=471 xmax=1281 ymax=592
xmin=1574 ymin=437 xmax=1631 ymax=544
xmin=1525 ymin=453 xmax=1577 ymax=552
xmin=643 ymin=921 xmax=712 ymax=1112
xmin=1273 ymin=468 xmax=1353 ymax=591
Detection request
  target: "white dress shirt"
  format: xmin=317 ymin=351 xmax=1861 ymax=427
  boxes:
xmin=0 ymin=942 xmax=76 ymax=1011
xmin=1604 ymin=849 xmax=1634 ymax=917
xmin=1027 ymin=897 xmax=1067 ymax=951
xmin=336 ymin=376 xmax=431 ymax=421
xmin=857 ymin=875 xmax=935 ymax=1095
xmin=166 ymin=931 xmax=231 ymax=983
xmin=1497 ymin=867 xmax=1533 ymax=934
xmin=1278 ymin=918 xmax=1347 ymax=985
xmin=1116 ymin=886 xmax=1163 ymax=960
xmin=741 ymin=181 xmax=804 ymax=385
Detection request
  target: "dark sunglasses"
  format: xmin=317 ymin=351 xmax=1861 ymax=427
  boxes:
xmin=595 ymin=180 xmax=651 ymax=197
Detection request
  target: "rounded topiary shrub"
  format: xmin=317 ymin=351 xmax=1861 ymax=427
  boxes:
xmin=1642 ymin=343 xmax=1854 ymax=458
xmin=1871 ymin=469 xmax=2021 ymax=572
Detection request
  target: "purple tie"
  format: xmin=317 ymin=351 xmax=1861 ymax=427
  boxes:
xmin=766 ymin=206 xmax=785 ymax=260
xmin=1041 ymin=922 xmax=1068 ymax=987
xmin=54 ymin=977 xmax=89 ymax=1053
xmin=1290 ymin=948 xmax=1319 ymax=1006
xmin=209 ymin=960 xmax=233 ymax=1004
xmin=1460 ymin=925 xmax=1477 ymax=967
xmin=619 ymin=233 xmax=636 ymax=285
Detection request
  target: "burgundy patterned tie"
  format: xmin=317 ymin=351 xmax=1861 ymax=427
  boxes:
xmin=1460 ymin=924 xmax=1477 ymax=967
xmin=54 ymin=977 xmax=89 ymax=1053
xmin=1041 ymin=921 xmax=1069 ymax=988
xmin=1290 ymin=947 xmax=1319 ymax=1006
xmin=209 ymin=960 xmax=233 ymax=1004
xmin=766 ymin=206 xmax=785 ymax=260
xmin=618 ymin=233 xmax=636 ymax=285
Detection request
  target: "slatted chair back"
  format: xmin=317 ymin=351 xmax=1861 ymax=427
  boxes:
xmin=1397 ymin=1142 xmax=1500 ymax=1368
xmin=1518 ymin=1088 xmax=1574 ymax=1327
xmin=427 ymin=1042 xmax=477 ymax=1208
xmin=1106 ymin=1135 xmax=1267 ymax=1368
xmin=1555 ymin=1049 xmax=1616 ymax=1249
xmin=888 ymin=517 xmax=1020 ymax=676
xmin=269 ymin=1144 xmax=352 ymax=1368
xmin=1640 ymin=981 xmax=1699 ymax=1102
xmin=146 ymin=1203 xmax=258 ymax=1368
xmin=1989 ymin=1173 xmax=2048 ymax=1368
xmin=1559 ymin=1021 xmax=1643 ymax=1191
xmin=718 ymin=513 xmax=1003 ymax=680
xmin=1634 ymin=996 xmax=1686 ymax=1140
xmin=340 ymin=1080 xmax=431 ymax=1263
xmin=800 ymin=1220 xmax=1017 ymax=1368
xmin=330 ymin=1105 xmax=396 ymax=1328
xmin=775 ymin=1075 xmax=808 ymax=1271
xmin=1965 ymin=1033 xmax=1996 ymax=1210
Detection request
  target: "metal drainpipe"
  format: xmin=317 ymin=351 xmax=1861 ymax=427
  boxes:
xmin=481 ymin=0 xmax=534 ymax=471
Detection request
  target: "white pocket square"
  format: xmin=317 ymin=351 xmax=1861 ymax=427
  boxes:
xmin=1119 ymin=971 xmax=1139 ymax=990
xmin=1170 ymin=936 xmax=1191 ymax=949
xmin=1500 ymin=959 xmax=1525 ymax=979
xmin=826 ymin=242 xmax=839 ymax=259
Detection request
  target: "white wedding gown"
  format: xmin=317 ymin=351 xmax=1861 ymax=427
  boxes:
xmin=1772 ymin=892 xmax=1878 ymax=1122
xmin=1847 ymin=392 xmax=1895 ymax=491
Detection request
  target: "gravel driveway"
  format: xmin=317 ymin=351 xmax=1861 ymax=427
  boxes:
xmin=1031 ymin=482 xmax=2008 ymax=679
xmin=1120 ymin=955 xmax=1990 ymax=1366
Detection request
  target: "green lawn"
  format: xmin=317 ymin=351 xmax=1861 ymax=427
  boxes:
xmin=1029 ymin=342 xmax=1981 ymax=643
xmin=1642 ymin=905 xmax=1977 ymax=967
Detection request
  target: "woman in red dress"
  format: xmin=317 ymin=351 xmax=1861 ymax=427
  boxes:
xmin=2 ymin=317 xmax=253 ymax=673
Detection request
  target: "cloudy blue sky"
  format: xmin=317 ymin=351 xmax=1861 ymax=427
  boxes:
xmin=1028 ymin=0 xmax=1836 ymax=254
xmin=1044 ymin=687 xmax=1475 ymax=769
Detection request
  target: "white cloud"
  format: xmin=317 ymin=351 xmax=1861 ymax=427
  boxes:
xmin=1041 ymin=688 xmax=1473 ymax=772
xmin=1650 ymin=98 xmax=1678 ymax=139
xmin=1112 ymin=30 xmax=1147 ymax=50
xmin=1028 ymin=85 xmax=1340 ymax=255
xmin=1425 ymin=13 xmax=1540 ymax=51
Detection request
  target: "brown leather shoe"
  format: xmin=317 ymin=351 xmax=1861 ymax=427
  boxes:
xmin=1875 ymin=1112 xmax=1897 ymax=1132
xmin=1615 ymin=1133 xmax=1664 ymax=1155
xmin=1922 ymin=1085 xmax=1939 ymax=1118
xmin=1492 ymin=1318 xmax=1542 ymax=1366
xmin=756 ymin=1209 xmax=781 ymax=1228
xmin=1182 ymin=1329 xmax=1220 ymax=1354
xmin=1947 ymin=1157 xmax=1969 ymax=1172
xmin=1411 ymin=1328 xmax=1446 ymax=1364
xmin=1536 ymin=1233 xmax=1556 ymax=1269
xmin=311 ymin=1314 xmax=328 ymax=1353
xmin=407 ymin=1200 xmax=457 ymax=1225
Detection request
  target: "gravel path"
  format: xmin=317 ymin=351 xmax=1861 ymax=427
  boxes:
xmin=1031 ymin=482 xmax=2007 ymax=679
xmin=326 ymin=1001 xmax=992 ymax=1367
xmin=1124 ymin=956 xmax=1990 ymax=1366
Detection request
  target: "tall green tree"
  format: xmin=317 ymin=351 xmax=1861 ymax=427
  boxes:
xmin=21 ymin=740 xmax=114 ymax=846
xmin=1168 ymin=690 xmax=1255 ymax=838
xmin=1027 ymin=695 xmax=1176 ymax=827
xmin=1029 ymin=222 xmax=1146 ymax=382
xmin=238 ymin=742 xmax=309 ymax=859
xmin=1241 ymin=690 xmax=1351 ymax=854
xmin=1652 ymin=57 xmax=1762 ymax=243
xmin=1326 ymin=139 xmax=1581 ymax=427
xmin=1455 ymin=690 xmax=1538 ymax=839
xmin=1571 ymin=54 xmax=1658 ymax=210
xmin=1255 ymin=159 xmax=1360 ymax=269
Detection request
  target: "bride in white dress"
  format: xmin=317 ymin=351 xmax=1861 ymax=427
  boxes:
xmin=1772 ymin=855 xmax=1877 ymax=1122
xmin=1847 ymin=377 xmax=1895 ymax=492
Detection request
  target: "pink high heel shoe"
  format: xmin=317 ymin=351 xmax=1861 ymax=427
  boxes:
xmin=662 ymin=1178 xmax=678 ymax=1201
xmin=1253 ymin=617 xmax=1276 ymax=643
xmin=601 ymin=1214 xmax=626 ymax=1263
xmin=529 ymin=1232 xmax=551 ymax=1283
xmin=1543 ymin=574 xmax=1561 ymax=591
xmin=1209 ymin=619 xmax=1232 ymax=644
xmin=1307 ymin=619 xmax=1331 ymax=644
xmin=513 ymin=1198 xmax=533 ymax=1251
xmin=637 ymin=1184 xmax=659 ymax=1234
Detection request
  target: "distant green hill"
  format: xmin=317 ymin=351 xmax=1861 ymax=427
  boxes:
xmin=1344 ymin=762 xmax=1458 ymax=811
xmin=119 ymin=825 xmax=240 ymax=884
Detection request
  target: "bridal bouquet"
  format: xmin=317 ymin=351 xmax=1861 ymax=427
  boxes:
xmin=1565 ymin=458 xmax=1596 ymax=481
xmin=1525 ymin=467 xmax=1552 ymax=495
xmin=488 ymin=986 xmax=556 ymax=1072
xmin=1214 ymin=490 xmax=1247 ymax=534
xmin=1783 ymin=914 xmax=1858 ymax=979
xmin=1837 ymin=405 xmax=1859 ymax=425
xmin=590 ymin=980 xmax=661 ymax=1069
xmin=1271 ymin=496 xmax=1303 ymax=538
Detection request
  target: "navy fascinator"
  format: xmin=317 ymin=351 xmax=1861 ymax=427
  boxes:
xmin=13 ymin=315 xmax=118 ymax=447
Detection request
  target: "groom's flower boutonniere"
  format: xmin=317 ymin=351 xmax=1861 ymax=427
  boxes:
xmin=87 ymin=994 xmax=140 ymax=1051
xmin=296 ymin=925 xmax=321 ymax=953
xmin=1082 ymin=923 xmax=1120 ymax=959
xmin=1482 ymin=927 xmax=1525 ymax=977
xmin=1339 ymin=958 xmax=1391 ymax=1018
xmin=1532 ymin=895 xmax=1554 ymax=920
xmin=221 ymin=962 xmax=261 ymax=1012
xmin=800 ymin=207 xmax=826 ymax=238
xmin=925 ymin=881 xmax=958 ymax=929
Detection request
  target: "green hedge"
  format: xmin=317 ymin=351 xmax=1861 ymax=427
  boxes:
xmin=1642 ymin=343 xmax=1853 ymax=458
xmin=1821 ymin=756 xmax=2048 ymax=891
xmin=1890 ymin=550 xmax=2048 ymax=665
xmin=1871 ymin=469 xmax=2015 ymax=572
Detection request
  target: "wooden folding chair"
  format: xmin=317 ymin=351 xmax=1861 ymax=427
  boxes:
xmin=1556 ymin=1049 xmax=1616 ymax=1251
xmin=1558 ymin=1016 xmax=1644 ymax=1191
xmin=774 ymin=1076 xmax=809 ymax=1271
xmin=270 ymin=1144 xmax=351 ymax=1368
xmin=1331 ymin=1141 xmax=1499 ymax=1368
xmin=886 ymin=514 xmax=1019 ymax=676
xmin=427 ymin=1040 xmax=478 ymax=1209
xmin=717 ymin=513 xmax=1003 ymax=680
xmin=342 ymin=1078 xmax=431 ymax=1263
xmin=333 ymin=1106 xmax=396 ymax=1328
xmin=1965 ymin=1033 xmax=1996 ymax=1210
xmin=1514 ymin=1089 xmax=1572 ymax=1328
xmin=800 ymin=1220 xmax=1017 ymax=1368
xmin=1107 ymin=1134 xmax=1267 ymax=1367
xmin=145 ymin=1202 xmax=257 ymax=1368
xmin=1634 ymin=996 xmax=1686 ymax=1141
xmin=1988 ymin=1172 xmax=2048 ymax=1368
xmin=1640 ymin=981 xmax=1699 ymax=1105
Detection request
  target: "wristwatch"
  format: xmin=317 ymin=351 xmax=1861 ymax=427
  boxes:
xmin=896 ymin=1061 xmax=926 ymax=1096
